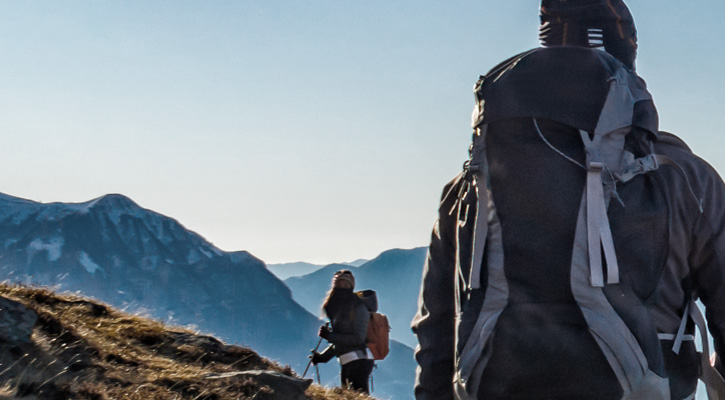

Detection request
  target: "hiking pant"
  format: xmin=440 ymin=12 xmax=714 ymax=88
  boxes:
xmin=341 ymin=359 xmax=375 ymax=394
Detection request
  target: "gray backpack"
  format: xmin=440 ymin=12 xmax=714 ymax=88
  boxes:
xmin=450 ymin=46 xmax=723 ymax=400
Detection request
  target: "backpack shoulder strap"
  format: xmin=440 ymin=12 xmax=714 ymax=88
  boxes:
xmin=568 ymin=62 xmax=659 ymax=394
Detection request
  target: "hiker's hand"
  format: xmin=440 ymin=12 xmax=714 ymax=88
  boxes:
xmin=318 ymin=325 xmax=331 ymax=339
xmin=310 ymin=352 xmax=323 ymax=365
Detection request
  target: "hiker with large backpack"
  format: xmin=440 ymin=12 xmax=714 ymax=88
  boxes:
xmin=311 ymin=270 xmax=375 ymax=393
xmin=412 ymin=1 xmax=725 ymax=399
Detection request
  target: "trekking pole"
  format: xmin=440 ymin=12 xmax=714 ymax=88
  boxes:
xmin=370 ymin=362 xmax=377 ymax=393
xmin=302 ymin=336 xmax=323 ymax=378
xmin=303 ymin=322 xmax=330 ymax=378
xmin=315 ymin=363 xmax=321 ymax=384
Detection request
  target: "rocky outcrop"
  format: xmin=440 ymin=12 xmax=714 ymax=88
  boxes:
xmin=206 ymin=370 xmax=312 ymax=400
xmin=0 ymin=284 xmax=369 ymax=400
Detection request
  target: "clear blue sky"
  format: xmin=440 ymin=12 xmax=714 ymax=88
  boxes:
xmin=1 ymin=1 xmax=724 ymax=264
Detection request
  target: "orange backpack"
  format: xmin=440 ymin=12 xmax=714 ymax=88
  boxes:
xmin=356 ymin=289 xmax=390 ymax=360
xmin=367 ymin=311 xmax=390 ymax=360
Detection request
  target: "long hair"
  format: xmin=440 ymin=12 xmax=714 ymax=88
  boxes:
xmin=321 ymin=287 xmax=335 ymax=318
xmin=321 ymin=270 xmax=355 ymax=316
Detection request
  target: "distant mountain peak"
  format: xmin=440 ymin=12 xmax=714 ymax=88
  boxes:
xmin=86 ymin=193 xmax=140 ymax=211
xmin=0 ymin=193 xmax=146 ymax=224
xmin=81 ymin=194 xmax=144 ymax=224
xmin=0 ymin=192 xmax=225 ymax=262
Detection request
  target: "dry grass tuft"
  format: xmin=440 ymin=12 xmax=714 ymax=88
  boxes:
xmin=0 ymin=283 xmax=376 ymax=400
xmin=306 ymin=385 xmax=377 ymax=400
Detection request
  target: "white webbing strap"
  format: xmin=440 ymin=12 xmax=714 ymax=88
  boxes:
xmin=617 ymin=153 xmax=660 ymax=183
xmin=688 ymin=301 xmax=725 ymax=399
xmin=657 ymin=333 xmax=696 ymax=342
xmin=469 ymin=174 xmax=487 ymax=290
xmin=585 ymin=161 xmax=620 ymax=287
xmin=599 ymin=199 xmax=619 ymax=285
xmin=671 ymin=301 xmax=692 ymax=355
xmin=657 ymin=302 xmax=694 ymax=352
xmin=469 ymin=126 xmax=489 ymax=291
xmin=580 ymin=130 xmax=620 ymax=287
xmin=586 ymin=162 xmax=605 ymax=287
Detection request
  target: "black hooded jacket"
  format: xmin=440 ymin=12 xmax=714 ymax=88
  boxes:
xmin=318 ymin=288 xmax=369 ymax=362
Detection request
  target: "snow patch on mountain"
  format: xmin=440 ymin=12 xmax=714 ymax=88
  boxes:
xmin=188 ymin=249 xmax=203 ymax=264
xmin=79 ymin=252 xmax=103 ymax=274
xmin=28 ymin=237 xmax=64 ymax=262
xmin=199 ymin=248 xmax=214 ymax=259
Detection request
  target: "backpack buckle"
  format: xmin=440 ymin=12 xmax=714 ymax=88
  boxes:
xmin=588 ymin=161 xmax=604 ymax=172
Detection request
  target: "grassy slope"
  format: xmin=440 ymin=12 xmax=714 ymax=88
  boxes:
xmin=0 ymin=284 xmax=373 ymax=400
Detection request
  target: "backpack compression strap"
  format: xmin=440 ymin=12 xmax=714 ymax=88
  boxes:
xmin=580 ymin=130 xmax=620 ymax=287
xmin=453 ymin=79 xmax=510 ymax=397
xmin=689 ymin=303 xmax=725 ymax=400
xmin=659 ymin=301 xmax=725 ymax=400
xmin=619 ymin=153 xmax=704 ymax=213
xmin=454 ymin=126 xmax=509 ymax=399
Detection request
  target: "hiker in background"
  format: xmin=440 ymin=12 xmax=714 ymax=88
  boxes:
xmin=311 ymin=270 xmax=374 ymax=394
xmin=412 ymin=1 xmax=725 ymax=399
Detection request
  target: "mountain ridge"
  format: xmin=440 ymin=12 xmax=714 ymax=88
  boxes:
xmin=268 ymin=258 xmax=369 ymax=280
xmin=0 ymin=192 xmax=416 ymax=400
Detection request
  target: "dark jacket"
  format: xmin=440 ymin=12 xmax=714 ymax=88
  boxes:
xmin=319 ymin=288 xmax=369 ymax=362
xmin=412 ymin=47 xmax=725 ymax=400
xmin=649 ymin=132 xmax=725 ymax=397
